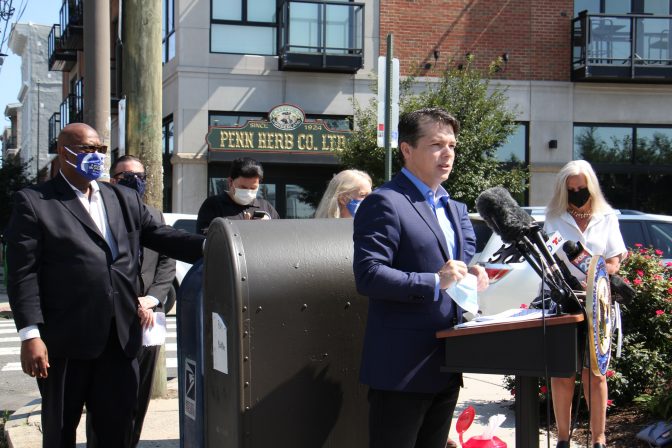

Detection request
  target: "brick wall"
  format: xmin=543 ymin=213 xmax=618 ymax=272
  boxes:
xmin=379 ymin=0 xmax=573 ymax=81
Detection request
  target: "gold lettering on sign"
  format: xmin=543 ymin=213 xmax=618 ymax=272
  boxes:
xmin=258 ymin=132 xmax=267 ymax=148
xmin=220 ymin=130 xmax=228 ymax=148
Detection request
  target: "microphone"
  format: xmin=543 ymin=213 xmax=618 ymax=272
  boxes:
xmin=610 ymin=275 xmax=635 ymax=305
xmin=562 ymin=240 xmax=593 ymax=275
xmin=475 ymin=187 xmax=533 ymax=244
xmin=476 ymin=187 xmax=581 ymax=312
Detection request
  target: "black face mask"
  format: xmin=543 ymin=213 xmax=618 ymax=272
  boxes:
xmin=568 ymin=187 xmax=590 ymax=208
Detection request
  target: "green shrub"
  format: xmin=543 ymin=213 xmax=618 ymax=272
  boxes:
xmin=609 ymin=245 xmax=672 ymax=417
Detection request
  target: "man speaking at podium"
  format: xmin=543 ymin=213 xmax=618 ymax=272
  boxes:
xmin=353 ymin=108 xmax=488 ymax=448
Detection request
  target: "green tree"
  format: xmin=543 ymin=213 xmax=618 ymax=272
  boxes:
xmin=340 ymin=56 xmax=528 ymax=208
xmin=0 ymin=155 xmax=34 ymax=231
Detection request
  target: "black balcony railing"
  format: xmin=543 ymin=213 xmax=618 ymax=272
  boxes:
xmin=59 ymin=0 xmax=83 ymax=50
xmin=48 ymin=112 xmax=61 ymax=154
xmin=572 ymin=12 xmax=672 ymax=82
xmin=278 ymin=0 xmax=364 ymax=73
xmin=48 ymin=24 xmax=77 ymax=71
xmin=59 ymin=85 xmax=83 ymax=129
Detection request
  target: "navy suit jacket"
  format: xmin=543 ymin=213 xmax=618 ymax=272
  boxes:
xmin=353 ymin=172 xmax=476 ymax=393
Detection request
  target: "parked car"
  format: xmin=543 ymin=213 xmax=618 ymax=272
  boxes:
xmin=163 ymin=213 xmax=198 ymax=313
xmin=470 ymin=208 xmax=672 ymax=317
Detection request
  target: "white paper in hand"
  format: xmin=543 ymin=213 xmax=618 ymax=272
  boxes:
xmin=446 ymin=273 xmax=479 ymax=315
xmin=142 ymin=312 xmax=166 ymax=347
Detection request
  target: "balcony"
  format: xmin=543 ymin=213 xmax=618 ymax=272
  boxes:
xmin=278 ymin=0 xmax=364 ymax=73
xmin=59 ymin=92 xmax=83 ymax=129
xmin=59 ymin=0 xmax=83 ymax=50
xmin=48 ymin=24 xmax=77 ymax=71
xmin=572 ymin=12 xmax=672 ymax=83
xmin=48 ymin=112 xmax=61 ymax=154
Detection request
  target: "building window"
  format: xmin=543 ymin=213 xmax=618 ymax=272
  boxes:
xmin=574 ymin=124 xmax=672 ymax=212
xmin=575 ymin=0 xmax=672 ymax=15
xmin=495 ymin=122 xmax=529 ymax=204
xmin=211 ymin=0 xmax=277 ymax=55
xmin=162 ymin=116 xmax=174 ymax=212
xmin=162 ymin=0 xmax=175 ymax=63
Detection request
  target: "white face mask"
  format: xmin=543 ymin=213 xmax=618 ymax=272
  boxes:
xmin=232 ymin=187 xmax=258 ymax=205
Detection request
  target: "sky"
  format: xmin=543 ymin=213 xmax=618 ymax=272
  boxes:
xmin=0 ymin=0 xmax=59 ymax=136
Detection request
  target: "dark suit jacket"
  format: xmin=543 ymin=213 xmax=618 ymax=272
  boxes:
xmin=353 ymin=172 xmax=476 ymax=394
xmin=140 ymin=206 xmax=176 ymax=306
xmin=5 ymin=174 xmax=204 ymax=360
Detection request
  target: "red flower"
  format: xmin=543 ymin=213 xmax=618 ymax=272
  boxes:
xmin=656 ymin=310 xmax=665 ymax=316
xmin=667 ymin=262 xmax=672 ymax=267
xmin=654 ymin=275 xmax=663 ymax=281
xmin=645 ymin=255 xmax=652 ymax=259
xmin=667 ymin=287 xmax=672 ymax=295
xmin=606 ymin=370 xmax=615 ymax=378
xmin=634 ymin=278 xmax=642 ymax=286
xmin=655 ymin=249 xmax=663 ymax=256
xmin=607 ymin=399 xmax=614 ymax=407
xmin=634 ymin=243 xmax=643 ymax=248
xmin=623 ymin=278 xmax=631 ymax=285
xmin=520 ymin=304 xmax=528 ymax=309
xmin=540 ymin=385 xmax=548 ymax=394
xmin=637 ymin=270 xmax=644 ymax=277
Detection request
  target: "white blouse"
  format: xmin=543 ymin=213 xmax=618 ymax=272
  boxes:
xmin=544 ymin=211 xmax=627 ymax=282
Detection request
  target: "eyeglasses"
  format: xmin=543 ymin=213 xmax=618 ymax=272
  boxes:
xmin=65 ymin=144 xmax=108 ymax=154
xmin=114 ymin=171 xmax=147 ymax=182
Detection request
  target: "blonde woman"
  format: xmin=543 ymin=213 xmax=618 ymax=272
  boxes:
xmin=314 ymin=169 xmax=372 ymax=218
xmin=545 ymin=160 xmax=627 ymax=448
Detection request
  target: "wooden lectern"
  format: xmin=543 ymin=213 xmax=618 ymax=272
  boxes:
xmin=436 ymin=314 xmax=585 ymax=448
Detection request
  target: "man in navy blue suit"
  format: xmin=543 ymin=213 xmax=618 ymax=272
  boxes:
xmin=353 ymin=107 xmax=489 ymax=448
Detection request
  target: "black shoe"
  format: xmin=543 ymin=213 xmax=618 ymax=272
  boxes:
xmin=556 ymin=442 xmax=570 ymax=448
xmin=593 ymin=444 xmax=606 ymax=448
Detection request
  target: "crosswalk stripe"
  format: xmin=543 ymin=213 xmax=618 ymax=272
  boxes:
xmin=0 ymin=328 xmax=18 ymax=334
xmin=0 ymin=321 xmax=16 ymax=327
xmin=167 ymin=358 xmax=177 ymax=368
xmin=1 ymin=362 xmax=22 ymax=372
xmin=0 ymin=336 xmax=20 ymax=343
xmin=166 ymin=343 xmax=177 ymax=352
xmin=0 ymin=347 xmax=20 ymax=356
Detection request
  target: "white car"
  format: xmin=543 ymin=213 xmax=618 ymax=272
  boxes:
xmin=471 ymin=208 xmax=672 ymax=317
xmin=162 ymin=213 xmax=198 ymax=313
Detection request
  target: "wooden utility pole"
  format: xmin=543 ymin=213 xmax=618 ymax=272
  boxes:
xmin=123 ymin=0 xmax=166 ymax=398
xmin=83 ymin=0 xmax=111 ymax=176
xmin=123 ymin=0 xmax=163 ymax=211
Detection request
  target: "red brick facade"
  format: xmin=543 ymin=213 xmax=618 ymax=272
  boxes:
xmin=379 ymin=0 xmax=573 ymax=81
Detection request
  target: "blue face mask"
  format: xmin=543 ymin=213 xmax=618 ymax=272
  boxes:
xmin=64 ymin=146 xmax=106 ymax=181
xmin=346 ymin=198 xmax=363 ymax=217
xmin=117 ymin=173 xmax=146 ymax=197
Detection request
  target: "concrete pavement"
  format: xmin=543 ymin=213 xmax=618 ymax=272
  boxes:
xmin=3 ymin=368 xmax=561 ymax=447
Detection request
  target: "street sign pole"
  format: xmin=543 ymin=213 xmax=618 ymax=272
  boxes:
xmin=384 ymin=34 xmax=393 ymax=181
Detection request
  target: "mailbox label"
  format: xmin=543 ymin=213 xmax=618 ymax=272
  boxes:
xmin=184 ymin=358 xmax=196 ymax=420
xmin=212 ymin=312 xmax=229 ymax=374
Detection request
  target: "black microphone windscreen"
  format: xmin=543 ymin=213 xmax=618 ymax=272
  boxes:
xmin=563 ymin=240 xmax=581 ymax=260
xmin=476 ymin=187 xmax=533 ymax=244
xmin=610 ymin=274 xmax=636 ymax=305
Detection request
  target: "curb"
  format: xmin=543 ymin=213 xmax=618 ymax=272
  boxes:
xmin=4 ymin=399 xmax=42 ymax=448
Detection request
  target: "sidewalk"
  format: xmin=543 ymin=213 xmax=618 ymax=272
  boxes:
xmin=4 ymin=373 xmax=558 ymax=447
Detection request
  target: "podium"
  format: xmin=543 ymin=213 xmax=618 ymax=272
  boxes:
xmin=436 ymin=314 xmax=585 ymax=448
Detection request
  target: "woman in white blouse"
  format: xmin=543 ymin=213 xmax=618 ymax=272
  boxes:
xmin=545 ymin=160 xmax=627 ymax=448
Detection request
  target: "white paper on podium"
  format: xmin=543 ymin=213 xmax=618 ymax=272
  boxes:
xmin=142 ymin=312 xmax=167 ymax=346
xmin=454 ymin=308 xmax=556 ymax=329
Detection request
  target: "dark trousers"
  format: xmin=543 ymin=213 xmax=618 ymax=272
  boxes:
xmin=368 ymin=374 xmax=461 ymax=448
xmin=86 ymin=344 xmax=160 ymax=448
xmin=131 ymin=344 xmax=160 ymax=446
xmin=38 ymin=321 xmax=139 ymax=448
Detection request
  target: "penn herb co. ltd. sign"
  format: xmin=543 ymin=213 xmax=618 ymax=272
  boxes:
xmin=206 ymin=104 xmax=351 ymax=153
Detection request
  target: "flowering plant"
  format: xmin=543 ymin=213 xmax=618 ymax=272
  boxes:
xmin=608 ymin=245 xmax=672 ymax=418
